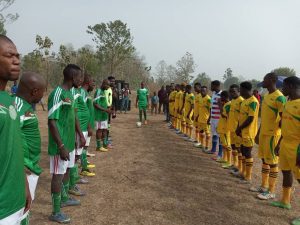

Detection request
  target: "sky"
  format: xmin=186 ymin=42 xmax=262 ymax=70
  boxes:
xmin=6 ymin=0 xmax=300 ymax=81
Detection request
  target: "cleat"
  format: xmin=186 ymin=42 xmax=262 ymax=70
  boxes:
xmin=69 ymin=185 xmax=85 ymax=196
xmin=216 ymin=158 xmax=227 ymax=163
xmin=257 ymin=192 xmax=276 ymax=200
xmin=194 ymin=143 xmax=202 ymax=148
xmin=99 ymin=147 xmax=108 ymax=152
xmin=107 ymin=143 xmax=113 ymax=149
xmin=222 ymin=163 xmax=232 ymax=169
xmin=291 ymin=218 xmax=300 ymax=225
xmin=270 ymin=201 xmax=291 ymax=210
xmin=249 ymin=186 xmax=268 ymax=193
xmin=238 ymin=178 xmax=251 ymax=184
xmin=206 ymin=150 xmax=216 ymax=154
xmin=87 ymin=164 xmax=95 ymax=169
xmin=80 ymin=170 xmax=95 ymax=177
xmin=175 ymin=131 xmax=182 ymax=134
xmin=49 ymin=212 xmax=70 ymax=224
xmin=61 ymin=197 xmax=80 ymax=208
xmin=187 ymin=138 xmax=195 ymax=142
xmin=78 ymin=178 xmax=89 ymax=184
xmin=86 ymin=152 xmax=95 ymax=157
xmin=230 ymin=167 xmax=239 ymax=174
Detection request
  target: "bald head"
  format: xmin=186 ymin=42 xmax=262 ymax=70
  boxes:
xmin=17 ymin=72 xmax=46 ymax=104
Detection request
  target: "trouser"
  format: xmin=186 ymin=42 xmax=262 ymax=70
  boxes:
xmin=151 ymin=104 xmax=158 ymax=114
xmin=121 ymin=97 xmax=129 ymax=112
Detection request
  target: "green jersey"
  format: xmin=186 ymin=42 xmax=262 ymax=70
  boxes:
xmin=15 ymin=96 xmax=42 ymax=175
xmin=137 ymin=88 xmax=149 ymax=107
xmin=73 ymin=88 xmax=90 ymax=132
xmin=0 ymin=91 xmax=25 ymax=219
xmin=87 ymin=94 xmax=95 ymax=129
xmin=48 ymin=86 xmax=76 ymax=155
xmin=94 ymin=88 xmax=108 ymax=121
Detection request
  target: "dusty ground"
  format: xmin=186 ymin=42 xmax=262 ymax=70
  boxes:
xmin=30 ymin=106 xmax=300 ymax=225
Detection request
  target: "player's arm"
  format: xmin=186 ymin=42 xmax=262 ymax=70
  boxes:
xmin=75 ymin=115 xmax=86 ymax=148
xmin=24 ymin=171 xmax=32 ymax=213
xmin=255 ymin=126 xmax=261 ymax=144
xmin=236 ymin=116 xmax=254 ymax=136
xmin=48 ymin=119 xmax=69 ymax=160
xmin=274 ymin=136 xmax=282 ymax=157
xmin=94 ymin=102 xmax=111 ymax=113
xmin=136 ymin=91 xmax=139 ymax=108
xmin=207 ymin=98 xmax=212 ymax=124
xmin=180 ymin=95 xmax=186 ymax=113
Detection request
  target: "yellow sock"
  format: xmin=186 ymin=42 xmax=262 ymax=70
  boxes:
xmin=261 ymin=164 xmax=270 ymax=189
xmin=245 ymin=158 xmax=254 ymax=181
xmin=232 ymin=150 xmax=238 ymax=168
xmin=281 ymin=187 xmax=292 ymax=205
xmin=242 ymin=156 xmax=246 ymax=177
xmin=196 ymin=130 xmax=200 ymax=143
xmin=269 ymin=166 xmax=279 ymax=194
xmin=238 ymin=153 xmax=243 ymax=173
xmin=205 ymin=135 xmax=210 ymax=149
xmin=227 ymin=149 xmax=232 ymax=165
xmin=200 ymin=133 xmax=205 ymax=146
xmin=188 ymin=126 xmax=192 ymax=138
xmin=223 ymin=148 xmax=228 ymax=162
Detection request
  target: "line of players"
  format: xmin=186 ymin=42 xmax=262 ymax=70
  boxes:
xmin=0 ymin=35 xmax=117 ymax=224
xmin=167 ymin=74 xmax=300 ymax=225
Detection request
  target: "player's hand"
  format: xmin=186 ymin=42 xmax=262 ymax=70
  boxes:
xmin=274 ymin=144 xmax=280 ymax=156
xmin=255 ymin=134 xmax=259 ymax=145
xmin=59 ymin=147 xmax=70 ymax=161
xmin=106 ymin=109 xmax=112 ymax=114
xmin=207 ymin=120 xmax=210 ymax=125
xmin=79 ymin=134 xmax=86 ymax=148
xmin=24 ymin=178 xmax=32 ymax=214
xmin=88 ymin=126 xmax=93 ymax=137
xmin=236 ymin=127 xmax=242 ymax=137
xmin=296 ymin=152 xmax=300 ymax=168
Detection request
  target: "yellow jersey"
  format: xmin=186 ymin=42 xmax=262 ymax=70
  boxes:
xmin=217 ymin=101 xmax=231 ymax=134
xmin=239 ymin=95 xmax=259 ymax=139
xmin=261 ymin=90 xmax=286 ymax=136
xmin=194 ymin=93 xmax=201 ymax=117
xmin=227 ymin=96 xmax=244 ymax=132
xmin=198 ymin=95 xmax=211 ymax=123
xmin=178 ymin=91 xmax=184 ymax=112
xmin=174 ymin=91 xmax=181 ymax=111
xmin=169 ymin=90 xmax=177 ymax=109
xmin=184 ymin=93 xmax=195 ymax=117
xmin=281 ymin=99 xmax=300 ymax=142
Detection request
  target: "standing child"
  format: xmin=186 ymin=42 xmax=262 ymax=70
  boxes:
xmin=94 ymin=79 xmax=112 ymax=152
xmin=151 ymin=91 xmax=159 ymax=115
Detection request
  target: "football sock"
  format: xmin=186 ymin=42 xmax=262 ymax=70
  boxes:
xmin=269 ymin=166 xmax=279 ymax=193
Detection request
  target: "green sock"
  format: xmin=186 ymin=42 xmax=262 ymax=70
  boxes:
xmin=143 ymin=109 xmax=147 ymax=120
xmin=21 ymin=214 xmax=29 ymax=225
xmin=103 ymin=137 xmax=108 ymax=147
xmin=61 ymin=181 xmax=69 ymax=202
xmin=139 ymin=110 xmax=142 ymax=122
xmin=69 ymin=165 xmax=80 ymax=189
xmin=51 ymin=192 xmax=61 ymax=214
xmin=96 ymin=139 xmax=102 ymax=148
xmin=81 ymin=149 xmax=88 ymax=170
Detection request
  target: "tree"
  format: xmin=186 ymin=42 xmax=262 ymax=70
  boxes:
xmin=250 ymin=79 xmax=260 ymax=89
xmin=175 ymin=52 xmax=195 ymax=83
xmin=272 ymin=67 xmax=296 ymax=77
xmin=87 ymin=20 xmax=135 ymax=75
xmin=223 ymin=68 xmax=233 ymax=80
xmin=155 ymin=60 xmax=168 ymax=86
xmin=166 ymin=65 xmax=177 ymax=84
xmin=193 ymin=72 xmax=211 ymax=86
xmin=0 ymin=0 xmax=19 ymax=35
xmin=224 ymin=76 xmax=240 ymax=90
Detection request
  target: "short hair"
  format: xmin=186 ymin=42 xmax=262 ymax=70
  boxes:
xmin=83 ymin=73 xmax=91 ymax=84
xmin=194 ymin=82 xmax=201 ymax=87
xmin=284 ymin=76 xmax=300 ymax=89
xmin=240 ymin=81 xmax=252 ymax=91
xmin=63 ymin=64 xmax=81 ymax=79
xmin=186 ymin=84 xmax=192 ymax=89
xmin=221 ymin=90 xmax=229 ymax=98
xmin=229 ymin=84 xmax=239 ymax=90
xmin=108 ymin=76 xmax=115 ymax=81
xmin=201 ymin=85 xmax=207 ymax=89
xmin=211 ymin=80 xmax=221 ymax=86
xmin=0 ymin=35 xmax=13 ymax=44
xmin=265 ymin=72 xmax=278 ymax=82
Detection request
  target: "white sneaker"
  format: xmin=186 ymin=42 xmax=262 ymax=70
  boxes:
xmin=249 ymin=186 xmax=268 ymax=193
xmin=188 ymin=138 xmax=195 ymax=142
xmin=194 ymin=143 xmax=202 ymax=148
xmin=257 ymin=192 xmax=275 ymax=200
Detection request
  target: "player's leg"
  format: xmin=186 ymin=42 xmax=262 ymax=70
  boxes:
xmin=143 ymin=107 xmax=148 ymax=124
xmin=208 ymin=120 xmax=218 ymax=154
xmin=271 ymin=170 xmax=292 ymax=209
xmin=96 ymin=122 xmax=103 ymax=151
xmin=49 ymin=155 xmax=71 ymax=223
xmin=239 ymin=141 xmax=254 ymax=183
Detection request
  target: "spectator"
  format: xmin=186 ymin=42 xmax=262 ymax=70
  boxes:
xmin=158 ymin=86 xmax=167 ymax=114
xmin=121 ymin=84 xmax=131 ymax=113
xmin=253 ymin=89 xmax=261 ymax=103
xmin=11 ymin=80 xmax=18 ymax=95
xmin=151 ymin=91 xmax=159 ymax=115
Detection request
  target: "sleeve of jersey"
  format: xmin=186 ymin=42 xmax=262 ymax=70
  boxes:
xmin=276 ymin=96 xmax=287 ymax=113
xmin=248 ymin=101 xmax=257 ymax=116
xmin=206 ymin=98 xmax=212 ymax=109
xmin=225 ymin=104 xmax=231 ymax=117
xmin=48 ymin=91 xmax=61 ymax=120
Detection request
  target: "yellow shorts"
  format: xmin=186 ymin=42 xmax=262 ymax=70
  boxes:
xmin=230 ymin=132 xmax=242 ymax=148
xmin=258 ymin=134 xmax=280 ymax=164
xmin=220 ymin=133 xmax=231 ymax=149
xmin=199 ymin=123 xmax=210 ymax=135
xmin=173 ymin=109 xmax=178 ymax=118
xmin=279 ymin=139 xmax=300 ymax=179
xmin=242 ymin=137 xmax=255 ymax=147
xmin=194 ymin=121 xmax=199 ymax=129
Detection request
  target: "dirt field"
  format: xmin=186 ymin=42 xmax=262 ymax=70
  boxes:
xmin=30 ymin=106 xmax=300 ymax=225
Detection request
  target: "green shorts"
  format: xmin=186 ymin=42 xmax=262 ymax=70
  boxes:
xmin=138 ymin=105 xmax=147 ymax=110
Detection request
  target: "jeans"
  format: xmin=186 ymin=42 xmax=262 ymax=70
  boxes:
xmin=121 ymin=96 xmax=129 ymax=112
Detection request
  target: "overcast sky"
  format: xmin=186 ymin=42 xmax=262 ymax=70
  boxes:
xmin=6 ymin=0 xmax=300 ymax=81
